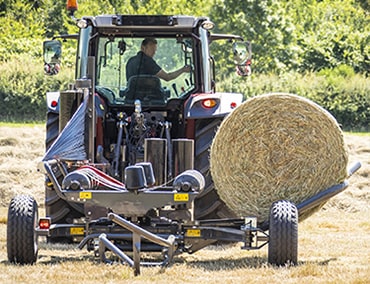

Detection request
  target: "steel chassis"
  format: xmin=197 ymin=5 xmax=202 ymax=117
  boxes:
xmin=37 ymin=159 xmax=361 ymax=276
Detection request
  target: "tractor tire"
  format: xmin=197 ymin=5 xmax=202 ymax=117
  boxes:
xmin=193 ymin=118 xmax=236 ymax=219
xmin=45 ymin=111 xmax=59 ymax=150
xmin=268 ymin=200 xmax=298 ymax=266
xmin=45 ymin=111 xmax=84 ymax=242
xmin=7 ymin=195 xmax=39 ymax=264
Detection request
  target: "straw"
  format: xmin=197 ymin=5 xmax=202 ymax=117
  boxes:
xmin=210 ymin=93 xmax=348 ymax=222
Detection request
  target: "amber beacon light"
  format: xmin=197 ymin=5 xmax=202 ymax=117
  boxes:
xmin=67 ymin=0 xmax=78 ymax=15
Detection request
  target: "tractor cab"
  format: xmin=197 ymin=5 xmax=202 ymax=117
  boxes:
xmin=42 ymin=15 xmax=251 ymax=174
xmin=43 ymin=15 xmax=251 ymax=106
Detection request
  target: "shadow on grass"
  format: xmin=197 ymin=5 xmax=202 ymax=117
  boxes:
xmin=180 ymin=256 xmax=338 ymax=271
xmin=0 ymin=253 xmax=96 ymax=266
xmin=298 ymin=258 xmax=337 ymax=266
xmin=0 ymin=256 xmax=95 ymax=266
xmin=37 ymin=254 xmax=97 ymax=265
xmin=178 ymin=255 xmax=268 ymax=270
xmin=0 ymin=246 xmax=338 ymax=271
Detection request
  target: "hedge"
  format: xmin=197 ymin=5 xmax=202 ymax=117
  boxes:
xmin=0 ymin=56 xmax=73 ymax=121
xmin=217 ymin=66 xmax=370 ymax=131
xmin=0 ymin=57 xmax=369 ymax=131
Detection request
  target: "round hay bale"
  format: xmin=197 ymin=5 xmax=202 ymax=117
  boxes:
xmin=210 ymin=93 xmax=348 ymax=223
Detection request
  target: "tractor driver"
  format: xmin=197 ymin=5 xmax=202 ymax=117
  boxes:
xmin=126 ymin=37 xmax=191 ymax=81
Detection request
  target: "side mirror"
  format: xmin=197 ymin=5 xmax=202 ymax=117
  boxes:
xmin=43 ymin=40 xmax=62 ymax=75
xmin=233 ymin=41 xmax=252 ymax=76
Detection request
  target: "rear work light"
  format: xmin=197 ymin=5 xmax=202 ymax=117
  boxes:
xmin=39 ymin=218 xmax=51 ymax=230
xmin=201 ymin=99 xmax=218 ymax=109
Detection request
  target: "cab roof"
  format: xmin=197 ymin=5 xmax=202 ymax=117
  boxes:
xmin=83 ymin=15 xmax=208 ymax=31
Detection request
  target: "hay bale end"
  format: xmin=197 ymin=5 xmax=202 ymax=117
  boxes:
xmin=210 ymin=93 xmax=348 ymax=223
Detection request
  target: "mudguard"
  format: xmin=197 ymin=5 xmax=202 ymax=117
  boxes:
xmin=46 ymin=91 xmax=60 ymax=113
xmin=184 ymin=92 xmax=243 ymax=119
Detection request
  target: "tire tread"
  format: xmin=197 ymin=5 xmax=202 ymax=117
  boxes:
xmin=7 ymin=195 xmax=38 ymax=264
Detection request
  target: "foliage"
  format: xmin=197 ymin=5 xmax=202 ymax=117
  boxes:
xmin=211 ymin=0 xmax=298 ymax=74
xmin=210 ymin=0 xmax=369 ymax=75
xmin=1 ymin=0 xmax=368 ymax=73
xmin=0 ymin=2 xmax=44 ymax=61
xmin=0 ymin=55 xmax=73 ymax=121
xmin=0 ymin=0 xmax=369 ymax=128
xmin=217 ymin=66 xmax=370 ymax=131
xmin=292 ymin=0 xmax=370 ymax=74
xmin=0 ymin=55 xmax=368 ymax=130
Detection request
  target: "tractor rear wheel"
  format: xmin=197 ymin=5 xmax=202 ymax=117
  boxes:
xmin=45 ymin=111 xmax=84 ymax=242
xmin=193 ymin=118 xmax=235 ymax=219
xmin=268 ymin=200 xmax=298 ymax=266
xmin=45 ymin=111 xmax=59 ymax=150
xmin=7 ymin=195 xmax=39 ymax=264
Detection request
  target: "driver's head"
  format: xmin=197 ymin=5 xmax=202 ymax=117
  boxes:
xmin=141 ymin=38 xmax=157 ymax=58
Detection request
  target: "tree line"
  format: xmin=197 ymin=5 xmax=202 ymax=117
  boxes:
xmin=0 ymin=0 xmax=369 ymax=129
xmin=0 ymin=0 xmax=368 ymax=74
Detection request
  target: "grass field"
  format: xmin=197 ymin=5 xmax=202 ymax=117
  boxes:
xmin=0 ymin=125 xmax=369 ymax=283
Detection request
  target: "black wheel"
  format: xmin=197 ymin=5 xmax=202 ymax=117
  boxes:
xmin=268 ymin=200 xmax=298 ymax=266
xmin=193 ymin=118 xmax=236 ymax=219
xmin=45 ymin=111 xmax=84 ymax=242
xmin=7 ymin=195 xmax=39 ymax=264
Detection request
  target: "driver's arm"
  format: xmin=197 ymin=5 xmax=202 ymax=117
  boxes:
xmin=156 ymin=65 xmax=191 ymax=82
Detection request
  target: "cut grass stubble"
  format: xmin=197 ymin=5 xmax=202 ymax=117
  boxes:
xmin=0 ymin=124 xmax=369 ymax=283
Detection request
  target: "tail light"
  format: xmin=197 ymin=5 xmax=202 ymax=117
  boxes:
xmin=201 ymin=99 xmax=218 ymax=109
xmin=39 ymin=218 xmax=51 ymax=230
